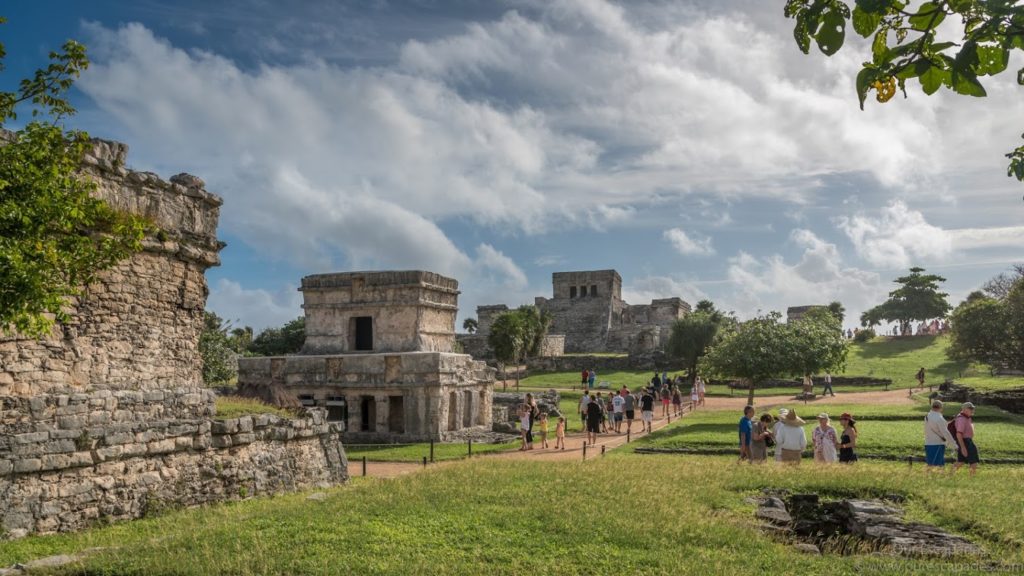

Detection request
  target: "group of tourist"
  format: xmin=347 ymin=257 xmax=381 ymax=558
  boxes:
xmin=575 ymin=374 xmax=702 ymax=445
xmin=736 ymin=399 xmax=981 ymax=474
xmin=516 ymin=393 xmax=566 ymax=451
xmin=738 ymin=406 xmax=858 ymax=464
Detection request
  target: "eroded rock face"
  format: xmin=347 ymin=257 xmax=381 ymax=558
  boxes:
xmin=755 ymin=492 xmax=983 ymax=558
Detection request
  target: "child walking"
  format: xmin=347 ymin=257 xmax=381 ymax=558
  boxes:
xmin=518 ymin=404 xmax=530 ymax=451
xmin=539 ymin=413 xmax=550 ymax=449
xmin=555 ymin=417 xmax=566 ymax=450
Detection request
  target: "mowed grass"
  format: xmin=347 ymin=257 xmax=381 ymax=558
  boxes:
xmin=2 ymin=456 xmax=1022 ymax=574
xmin=639 ymin=401 xmax=1024 ymax=461
xmin=345 ymin=440 xmax=519 ymax=462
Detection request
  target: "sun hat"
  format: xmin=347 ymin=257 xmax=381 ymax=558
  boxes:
xmin=817 ymin=413 xmax=830 ymax=421
xmin=962 ymin=402 xmax=976 ymax=410
xmin=784 ymin=410 xmax=806 ymax=425
xmin=839 ymin=412 xmax=856 ymax=425
xmin=778 ymin=408 xmax=789 ymax=416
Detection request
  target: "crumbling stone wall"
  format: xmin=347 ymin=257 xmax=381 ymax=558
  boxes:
xmin=0 ymin=139 xmax=224 ymax=396
xmin=0 ymin=389 xmax=346 ymax=538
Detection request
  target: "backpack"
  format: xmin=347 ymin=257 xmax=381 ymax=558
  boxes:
xmin=947 ymin=416 xmax=959 ymax=439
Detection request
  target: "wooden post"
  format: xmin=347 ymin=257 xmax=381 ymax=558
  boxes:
xmin=467 ymin=439 xmax=472 ymax=457
xmin=583 ymin=442 xmax=587 ymax=461
xmin=423 ymin=456 xmax=427 ymax=468
xmin=430 ymin=439 xmax=435 ymax=463
xmin=601 ymin=445 xmax=606 ymax=457
xmin=627 ymin=428 xmax=631 ymax=443
xmin=362 ymin=456 xmax=367 ymax=477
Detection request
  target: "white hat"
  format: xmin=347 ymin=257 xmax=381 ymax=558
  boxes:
xmin=778 ymin=408 xmax=789 ymax=416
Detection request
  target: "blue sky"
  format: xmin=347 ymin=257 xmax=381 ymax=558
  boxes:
xmin=4 ymin=1 xmax=1023 ymax=331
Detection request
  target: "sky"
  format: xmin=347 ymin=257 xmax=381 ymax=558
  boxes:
xmin=3 ymin=0 xmax=1023 ymax=332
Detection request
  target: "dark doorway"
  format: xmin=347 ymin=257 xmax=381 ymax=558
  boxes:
xmin=462 ymin=391 xmax=473 ymax=428
xmin=591 ymin=284 xmax=598 ymax=297
xmin=388 ymin=396 xmax=405 ymax=434
xmin=448 ymin=391 xmax=458 ymax=431
xmin=360 ymin=396 xmax=375 ymax=432
xmin=569 ymin=286 xmax=577 ymax=299
xmin=353 ymin=316 xmax=373 ymax=351
xmin=326 ymin=396 xmax=346 ymax=423
xmin=581 ymin=285 xmax=588 ymax=297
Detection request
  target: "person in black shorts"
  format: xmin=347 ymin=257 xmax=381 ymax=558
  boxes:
xmin=640 ymin=389 xmax=655 ymax=433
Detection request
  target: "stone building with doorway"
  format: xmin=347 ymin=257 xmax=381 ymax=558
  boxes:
xmin=463 ymin=269 xmax=690 ymax=355
xmin=237 ymin=271 xmax=496 ymax=443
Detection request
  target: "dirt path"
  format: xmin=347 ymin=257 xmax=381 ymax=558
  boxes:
xmin=355 ymin=388 xmax=922 ymax=477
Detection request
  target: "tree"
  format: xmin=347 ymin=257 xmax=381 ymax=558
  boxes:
xmin=827 ymin=301 xmax=846 ymax=324
xmin=486 ymin=305 xmax=552 ymax=390
xmin=784 ymin=0 xmax=1024 ymax=183
xmin=982 ymin=263 xmax=1024 ymax=299
xmin=948 ymin=295 xmax=1008 ymax=366
xmin=860 ymin=267 xmax=951 ymax=333
xmin=248 ymin=317 xmax=305 ymax=356
xmin=703 ymin=312 xmax=798 ymax=405
xmin=790 ymin=308 xmax=849 ymax=378
xmin=199 ymin=312 xmax=238 ymax=386
xmin=462 ymin=317 xmax=478 ymax=334
xmin=665 ymin=311 xmax=725 ymax=385
xmin=0 ymin=22 xmax=147 ymax=337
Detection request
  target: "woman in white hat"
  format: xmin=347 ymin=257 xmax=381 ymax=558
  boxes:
xmin=775 ymin=409 xmax=807 ymax=464
xmin=773 ymin=408 xmax=789 ymax=462
xmin=812 ymin=413 xmax=839 ymax=463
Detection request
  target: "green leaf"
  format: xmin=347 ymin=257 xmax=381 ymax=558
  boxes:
xmin=871 ymin=28 xmax=888 ymax=61
xmin=950 ymin=69 xmax=987 ymax=97
xmin=975 ymin=45 xmax=1009 ymax=76
xmin=919 ymin=64 xmax=947 ymax=95
xmin=909 ymin=2 xmax=946 ymax=31
xmin=852 ymin=6 xmax=880 ymax=38
xmin=855 ymin=67 xmax=874 ymax=109
xmin=816 ymin=8 xmax=847 ymax=56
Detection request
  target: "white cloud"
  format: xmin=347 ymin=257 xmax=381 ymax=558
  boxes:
xmin=836 ymin=201 xmax=953 ymax=269
xmin=664 ymin=227 xmax=715 ymax=256
xmin=724 ymin=229 xmax=884 ymax=325
xmin=948 ymin=226 xmax=1024 ymax=251
xmin=622 ymin=275 xmax=709 ymax=307
xmin=206 ymin=279 xmax=303 ymax=333
xmin=474 ymin=243 xmax=528 ymax=289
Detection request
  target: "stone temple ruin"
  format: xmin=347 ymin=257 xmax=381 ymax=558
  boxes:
xmin=0 ymin=138 xmax=346 ymax=538
xmin=463 ymin=269 xmax=690 ymax=356
xmin=237 ymin=271 xmax=496 ymax=443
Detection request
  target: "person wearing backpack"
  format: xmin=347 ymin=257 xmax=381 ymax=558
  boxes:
xmin=952 ymin=402 xmax=980 ymax=476
xmin=923 ymin=399 xmax=957 ymax=470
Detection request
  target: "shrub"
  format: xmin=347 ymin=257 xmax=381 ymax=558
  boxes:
xmin=854 ymin=328 xmax=876 ymax=343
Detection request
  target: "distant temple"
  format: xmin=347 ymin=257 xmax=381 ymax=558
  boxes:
xmin=464 ymin=269 xmax=690 ymax=356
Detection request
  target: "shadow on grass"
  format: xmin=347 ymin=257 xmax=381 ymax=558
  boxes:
xmin=857 ymin=335 xmax=940 ymax=358
xmin=643 ymin=422 xmax=737 ymax=443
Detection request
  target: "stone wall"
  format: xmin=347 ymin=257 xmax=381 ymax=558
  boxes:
xmin=525 ymin=353 xmax=674 ymax=375
xmin=0 ymin=389 xmax=347 ymax=538
xmin=939 ymin=382 xmax=1024 ymax=414
xmin=0 ymin=138 xmax=224 ymax=397
xmin=491 ymin=390 xmax=560 ymax=434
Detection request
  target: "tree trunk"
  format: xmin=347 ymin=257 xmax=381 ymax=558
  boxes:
xmin=500 ymin=363 xmax=507 ymax=391
xmin=515 ymin=351 xmax=521 ymax=391
xmin=746 ymin=378 xmax=756 ymax=406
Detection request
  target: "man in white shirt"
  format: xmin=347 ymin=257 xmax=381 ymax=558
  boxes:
xmin=579 ymin=392 xmax=591 ymax=430
xmin=611 ymin=393 xmax=625 ymax=433
xmin=822 ymin=372 xmax=835 ymax=397
xmin=924 ymin=399 xmax=957 ymax=470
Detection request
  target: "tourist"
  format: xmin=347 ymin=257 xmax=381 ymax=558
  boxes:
xmin=650 ymin=372 xmax=661 ymax=391
xmin=594 ymin=392 xmax=606 ymax=433
xmin=750 ymin=413 xmax=774 ymax=463
xmin=924 ymin=399 xmax=957 ymax=470
xmin=588 ymin=369 xmax=597 ymax=390
xmin=579 ymin=391 xmax=591 ymax=429
xmin=776 ymin=410 xmax=807 ymax=465
xmin=539 ymin=412 xmax=550 ymax=449
xmin=773 ymin=408 xmax=789 ymax=462
xmin=916 ymin=367 xmax=926 ymax=389
xmin=640 ymin=387 xmax=655 ymax=433
xmin=697 ymin=376 xmax=706 ymax=407
xmin=555 ymin=416 xmax=566 ymax=450
xmin=821 ymin=372 xmax=835 ymax=397
xmin=622 ymin=389 xmax=636 ymax=434
xmin=662 ymin=371 xmax=669 ymax=388
xmin=660 ymin=384 xmax=671 ymax=417
xmin=812 ymin=413 xmax=839 ymax=463
xmin=611 ymin=391 xmax=625 ymax=433
xmin=952 ymin=402 xmax=980 ymax=476
xmin=671 ymin=387 xmax=682 ymax=416
xmin=581 ymin=368 xmax=589 ymax=389
xmin=738 ymin=406 xmax=754 ymax=463
xmin=604 ymin=393 xmax=614 ymax=433
xmin=586 ymin=395 xmax=603 ymax=445
xmin=525 ymin=393 xmax=538 ymax=450
xmin=838 ymin=413 xmax=858 ymax=463
xmin=690 ymin=383 xmax=699 ymax=411
xmin=517 ymin=404 xmax=530 ymax=451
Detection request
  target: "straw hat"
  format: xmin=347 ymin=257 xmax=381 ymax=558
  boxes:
xmin=783 ymin=410 xmax=806 ymax=425
xmin=839 ymin=412 xmax=856 ymax=425
xmin=778 ymin=408 xmax=789 ymax=417
xmin=817 ymin=413 xmax=830 ymax=422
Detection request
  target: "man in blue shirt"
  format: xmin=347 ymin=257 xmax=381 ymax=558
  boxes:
xmin=738 ymin=405 xmax=755 ymax=462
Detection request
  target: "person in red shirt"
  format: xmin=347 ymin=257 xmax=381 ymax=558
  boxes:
xmin=952 ymin=402 xmax=980 ymax=476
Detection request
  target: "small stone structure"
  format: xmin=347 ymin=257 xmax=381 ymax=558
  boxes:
xmin=468 ymin=269 xmax=690 ymax=355
xmin=0 ymin=137 xmax=347 ymax=538
xmin=238 ymin=271 xmax=496 ymax=443
xmin=786 ymin=305 xmax=826 ymax=323
xmin=939 ymin=381 xmax=1024 ymax=415
xmin=491 ymin=390 xmax=560 ymax=434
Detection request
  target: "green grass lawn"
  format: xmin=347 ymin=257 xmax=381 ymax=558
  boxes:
xmin=638 ymin=401 xmax=1024 ymax=461
xmin=2 ymin=456 xmax=1022 ymax=574
xmin=345 ymin=440 xmax=520 ymax=462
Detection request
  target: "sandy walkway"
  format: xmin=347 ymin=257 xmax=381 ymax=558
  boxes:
xmin=355 ymin=388 xmax=922 ymax=476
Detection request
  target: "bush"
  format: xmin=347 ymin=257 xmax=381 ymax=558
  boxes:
xmin=854 ymin=328 xmax=876 ymax=343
